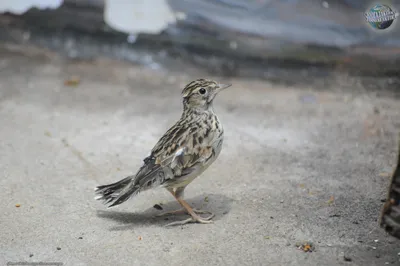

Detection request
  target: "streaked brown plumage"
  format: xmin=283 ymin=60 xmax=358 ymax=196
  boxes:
xmin=95 ymin=78 xmax=231 ymax=225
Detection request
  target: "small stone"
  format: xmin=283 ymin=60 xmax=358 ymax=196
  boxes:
xmin=343 ymin=255 xmax=352 ymax=262
xmin=376 ymin=254 xmax=380 ymax=258
xmin=29 ymin=254 xmax=33 ymax=257
xmin=78 ymin=237 xmax=83 ymax=240
xmin=56 ymin=247 xmax=61 ymax=250
xmin=64 ymin=76 xmax=80 ymax=87
xmin=270 ymin=216 xmax=274 ymax=219
xmin=153 ymin=204 xmax=163 ymax=210
xmin=280 ymin=200 xmax=284 ymax=203
xmin=372 ymin=247 xmax=377 ymax=250
xmin=374 ymin=239 xmax=379 ymax=243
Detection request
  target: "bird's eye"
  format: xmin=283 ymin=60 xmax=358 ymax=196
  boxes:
xmin=199 ymin=88 xmax=206 ymax=94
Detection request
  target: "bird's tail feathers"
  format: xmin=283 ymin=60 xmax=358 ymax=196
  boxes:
xmin=94 ymin=175 xmax=140 ymax=208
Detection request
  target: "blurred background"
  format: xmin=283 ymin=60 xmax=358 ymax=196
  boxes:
xmin=1 ymin=0 xmax=400 ymax=80
xmin=1 ymin=1 xmax=400 ymax=266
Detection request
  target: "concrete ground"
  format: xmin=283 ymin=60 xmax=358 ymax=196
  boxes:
xmin=0 ymin=44 xmax=399 ymax=266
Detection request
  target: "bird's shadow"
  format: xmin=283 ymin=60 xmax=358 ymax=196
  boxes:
xmin=96 ymin=193 xmax=233 ymax=230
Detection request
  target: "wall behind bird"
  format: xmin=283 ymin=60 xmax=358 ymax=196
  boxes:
xmin=0 ymin=0 xmax=399 ymax=78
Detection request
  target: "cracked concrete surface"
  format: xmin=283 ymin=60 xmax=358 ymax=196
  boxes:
xmin=0 ymin=45 xmax=399 ymax=266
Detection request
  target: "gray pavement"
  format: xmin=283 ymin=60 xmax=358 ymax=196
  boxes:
xmin=0 ymin=45 xmax=399 ymax=266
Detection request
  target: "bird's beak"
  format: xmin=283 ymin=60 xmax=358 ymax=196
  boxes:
xmin=217 ymin=83 xmax=232 ymax=93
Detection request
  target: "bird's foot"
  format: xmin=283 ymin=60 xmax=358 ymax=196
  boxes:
xmin=156 ymin=208 xmax=212 ymax=217
xmin=165 ymin=212 xmax=215 ymax=226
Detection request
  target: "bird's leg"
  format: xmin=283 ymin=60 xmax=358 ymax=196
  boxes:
xmin=173 ymin=187 xmax=214 ymax=216
xmin=155 ymin=188 xmax=186 ymax=217
xmin=156 ymin=187 xmax=213 ymax=217
xmin=164 ymin=187 xmax=214 ymax=226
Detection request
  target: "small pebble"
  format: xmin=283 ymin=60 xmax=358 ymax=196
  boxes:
xmin=343 ymin=255 xmax=352 ymax=262
xmin=15 ymin=204 xmax=21 ymax=208
xmin=56 ymin=247 xmax=61 ymax=250
xmin=372 ymin=247 xmax=377 ymax=250
xmin=153 ymin=204 xmax=163 ymax=210
xmin=374 ymin=239 xmax=379 ymax=243
xmin=280 ymin=200 xmax=284 ymax=203
xmin=29 ymin=254 xmax=33 ymax=257
xmin=78 ymin=237 xmax=83 ymax=240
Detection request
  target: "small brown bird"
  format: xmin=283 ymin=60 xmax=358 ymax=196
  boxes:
xmin=95 ymin=79 xmax=231 ymax=226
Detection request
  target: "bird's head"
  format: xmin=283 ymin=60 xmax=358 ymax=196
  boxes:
xmin=181 ymin=79 xmax=231 ymax=110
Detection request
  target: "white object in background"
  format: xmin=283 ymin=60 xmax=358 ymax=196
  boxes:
xmin=0 ymin=0 xmax=63 ymax=14
xmin=104 ymin=0 xmax=176 ymax=35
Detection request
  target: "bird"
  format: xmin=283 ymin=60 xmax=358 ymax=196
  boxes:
xmin=94 ymin=78 xmax=231 ymax=226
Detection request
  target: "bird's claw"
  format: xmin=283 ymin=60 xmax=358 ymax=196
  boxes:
xmin=156 ymin=208 xmax=212 ymax=217
xmin=165 ymin=212 xmax=215 ymax=226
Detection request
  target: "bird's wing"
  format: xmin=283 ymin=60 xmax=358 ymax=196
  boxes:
xmin=133 ymin=118 xmax=215 ymax=188
xmin=134 ymin=142 xmax=213 ymax=189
